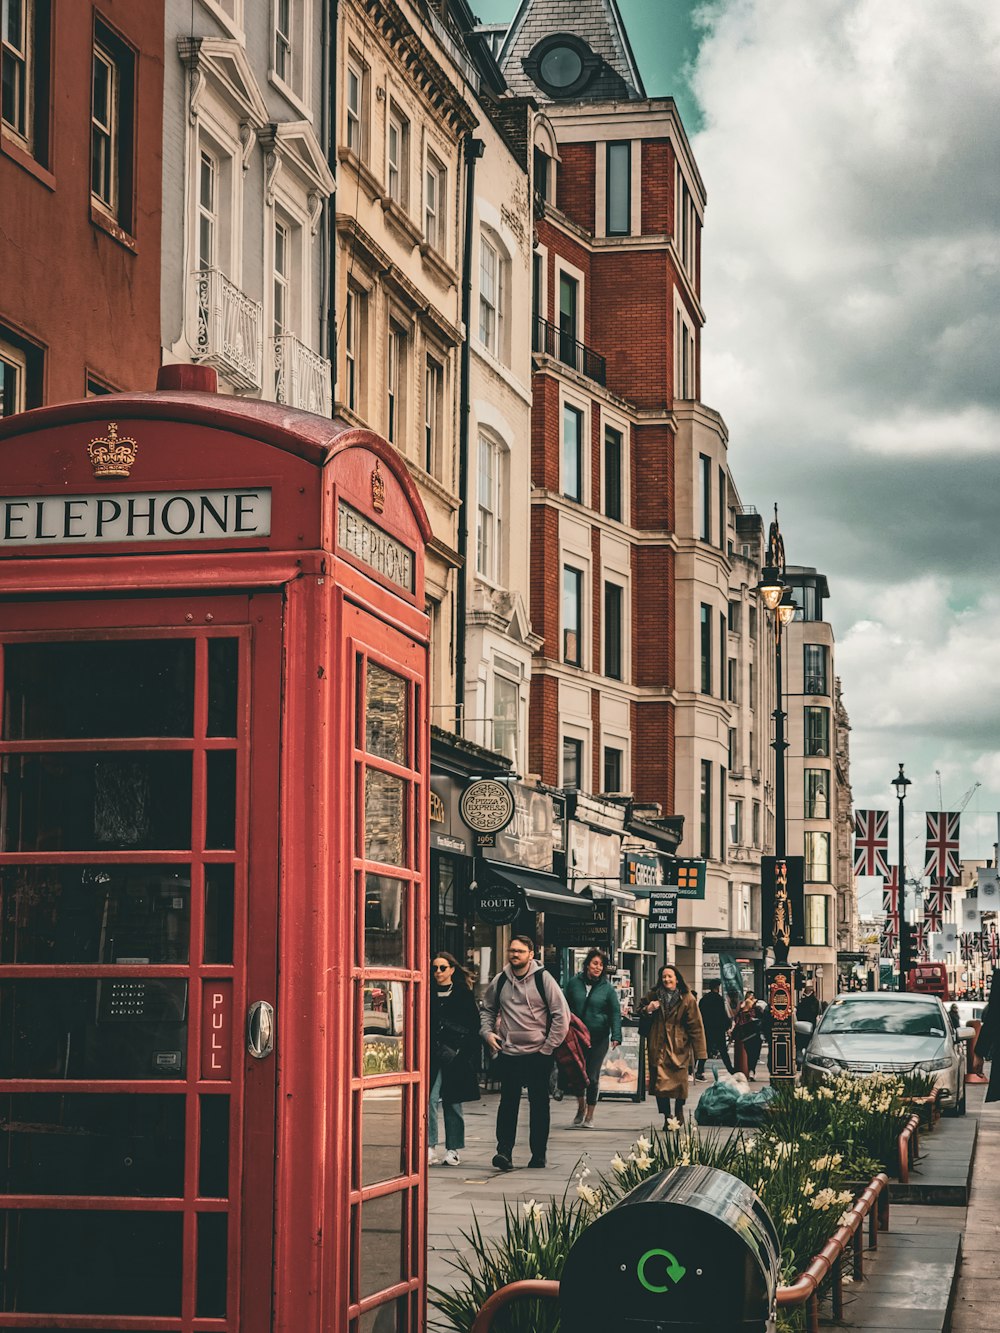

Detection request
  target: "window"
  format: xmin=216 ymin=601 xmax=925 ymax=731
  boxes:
xmin=425 ymin=153 xmax=446 ymax=251
xmin=533 ymin=145 xmax=550 ymax=203
xmin=677 ymin=309 xmax=695 ymax=398
xmin=718 ymin=467 xmax=726 ymax=548
xmin=85 ymin=373 xmax=114 ymax=396
xmin=719 ymin=612 xmax=726 ymax=697
xmin=558 ymin=272 xmax=578 ymax=361
xmin=0 ymin=337 xmax=27 ymax=417
xmin=805 ymin=832 xmax=831 ymax=883
xmin=274 ymin=0 xmax=291 ymax=82
xmin=606 ymin=141 xmax=630 ymax=236
xmin=604 ymin=582 xmax=623 ymax=680
xmin=424 ymin=356 xmax=443 ymax=476
xmin=273 ymin=216 xmax=290 ymax=336
xmin=91 ymin=22 xmax=135 ymax=229
xmin=387 ymin=104 xmax=409 ymax=206
xmin=736 ymin=883 xmax=752 ymax=933
xmin=346 ymin=52 xmax=367 ymax=158
xmin=748 ymin=727 xmax=755 ymax=771
xmin=699 ymin=454 xmax=711 ymax=541
xmin=804 ymin=769 xmax=830 ymax=820
xmin=804 ymin=706 xmax=830 ymax=757
xmin=805 ymin=894 xmax=828 ymax=946
xmin=700 ymin=760 xmax=712 ymax=859
xmin=603 ymin=746 xmax=623 ymax=794
xmin=752 ymin=800 xmax=761 ymax=848
xmin=792 ymin=583 xmax=821 ymax=621
xmin=748 ymin=605 xmax=757 ymax=641
xmin=700 ymin=604 xmax=711 ymax=694
xmin=493 ymin=673 xmax=518 ymax=764
xmin=803 ymin=643 xmax=828 ymax=696
xmin=727 ymin=658 xmax=738 ymax=703
xmin=728 ymin=600 xmax=741 ymax=633
xmin=677 ymin=172 xmax=697 ymax=277
xmin=562 ymin=403 xmax=583 ymax=501
xmin=729 ymin=798 xmax=742 ymax=846
xmin=562 ymin=736 xmax=583 ymax=790
xmin=748 ymin=661 xmax=755 ymax=710
xmin=604 ymin=425 xmax=623 ymax=522
xmin=727 ymin=727 xmax=737 ymax=771
xmin=387 ymin=323 xmax=406 ymax=445
xmin=476 ymin=434 xmax=504 ymax=583
xmin=1 ymin=0 xmax=42 ymax=150
xmin=197 ymin=147 xmax=218 ymax=270
xmin=719 ymin=764 xmax=726 ymax=863
xmin=345 ymin=285 xmax=364 ymax=412
xmin=563 ymin=566 xmax=583 ymax=666
xmin=479 ymin=235 xmax=504 ymax=356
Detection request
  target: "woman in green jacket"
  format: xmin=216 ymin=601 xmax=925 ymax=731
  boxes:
xmin=564 ymin=949 xmax=623 ymax=1127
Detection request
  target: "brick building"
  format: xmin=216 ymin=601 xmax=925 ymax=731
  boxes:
xmin=0 ymin=0 xmax=164 ymax=409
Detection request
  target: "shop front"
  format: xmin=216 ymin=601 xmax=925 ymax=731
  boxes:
xmin=0 ymin=371 xmax=430 ymax=1332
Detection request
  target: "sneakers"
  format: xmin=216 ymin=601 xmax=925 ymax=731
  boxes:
xmin=442 ymin=1149 xmax=460 ymax=1167
xmin=527 ymin=1156 xmax=547 ymax=1168
xmin=492 ymin=1152 xmax=514 ymax=1172
xmin=581 ymin=1120 xmax=595 ymax=1129
xmin=428 ymin=1147 xmax=438 ymax=1165
xmin=572 ymin=1111 xmax=585 ymax=1127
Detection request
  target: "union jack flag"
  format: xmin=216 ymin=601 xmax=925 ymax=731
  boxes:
xmin=882 ymin=866 xmax=899 ymax=916
xmin=912 ymin=923 xmax=927 ymax=959
xmin=923 ymin=891 xmax=944 ymax=934
xmin=924 ymin=812 xmax=961 ymax=881
xmin=879 ymin=926 xmax=897 ymax=959
xmin=990 ymin=929 xmax=999 ymax=966
xmin=854 ymin=809 xmax=891 ymax=877
xmin=960 ymin=932 xmax=975 ymax=962
xmin=931 ymin=874 xmax=954 ymax=913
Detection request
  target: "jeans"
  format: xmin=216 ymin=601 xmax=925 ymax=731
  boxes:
xmin=584 ymin=1036 xmax=610 ymax=1106
xmin=428 ymin=1070 xmax=465 ymax=1150
xmin=495 ymin=1052 xmax=553 ymax=1160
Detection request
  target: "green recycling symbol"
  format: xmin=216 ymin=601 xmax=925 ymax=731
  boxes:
xmin=637 ymin=1248 xmax=687 ymax=1292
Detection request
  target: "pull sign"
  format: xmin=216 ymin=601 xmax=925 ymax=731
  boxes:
xmin=247 ymin=1000 xmax=275 ymax=1060
xmin=202 ymin=982 xmax=233 ymax=1080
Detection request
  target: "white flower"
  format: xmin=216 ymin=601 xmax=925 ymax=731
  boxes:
xmin=802 ymin=1179 xmax=815 ymax=1197
xmin=611 ymin=1153 xmax=628 ymax=1174
xmin=576 ymin=1182 xmax=600 ymax=1208
xmin=634 ymin=1153 xmax=653 ymax=1170
xmin=666 ymin=1117 xmax=682 ymax=1131
xmin=522 ymin=1199 xmax=543 ymax=1224
xmin=636 ymin=1134 xmax=651 ymax=1153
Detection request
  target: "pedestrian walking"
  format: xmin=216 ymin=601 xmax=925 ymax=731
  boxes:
xmin=480 ymin=935 xmax=570 ymax=1171
xmin=564 ymin=948 xmax=623 ymax=1127
xmin=733 ymin=992 xmax=763 ymax=1079
xmin=973 ymin=968 xmax=1000 ymax=1104
xmin=428 ymin=952 xmax=481 ymax=1166
xmin=637 ymin=964 xmax=706 ymax=1129
xmin=695 ymin=978 xmax=735 ymax=1078
xmin=797 ymin=984 xmax=819 ymax=1032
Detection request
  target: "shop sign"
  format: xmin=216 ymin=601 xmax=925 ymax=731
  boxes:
xmin=484 ymin=782 xmax=556 ymax=871
xmin=569 ymin=822 xmax=622 ymax=889
xmin=475 ymin=885 xmax=521 ymax=925
xmin=761 ymin=856 xmax=805 ymax=946
xmin=546 ymin=900 xmax=614 ymax=951
xmin=428 ymin=776 xmax=474 ymax=855
xmin=647 ymin=890 xmax=678 ymax=933
xmin=459 ymin=779 xmax=515 ymax=848
xmin=0 ymin=488 xmax=271 ymax=547
xmin=572 ymin=791 xmax=627 ymax=832
xmin=337 ymin=500 xmax=414 ymax=592
xmin=623 ymin=852 xmax=667 ymax=894
xmin=666 ymin=857 xmax=707 ymax=900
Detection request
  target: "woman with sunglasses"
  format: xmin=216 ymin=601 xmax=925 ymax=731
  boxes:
xmin=428 ymin=952 xmax=481 ymax=1165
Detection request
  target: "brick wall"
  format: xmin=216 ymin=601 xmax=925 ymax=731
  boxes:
xmin=529 ymin=673 xmax=560 ymax=784
xmin=632 ymin=422 xmax=674 ymax=530
xmin=557 ymin=142 xmax=596 ymax=233
xmin=641 ymin=138 xmax=675 ymax=235
xmin=531 ymin=373 xmax=560 ymax=490
xmin=591 ymin=251 xmax=671 ymax=405
xmin=631 ymin=699 xmax=675 ymax=813
xmin=592 ymin=688 xmax=602 ymax=791
xmin=632 ymin=546 xmax=675 ymax=689
xmin=530 ymin=503 xmax=561 ymax=656
xmin=591 ymin=523 xmax=602 ymax=676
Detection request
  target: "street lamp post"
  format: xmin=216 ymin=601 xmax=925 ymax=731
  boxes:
xmin=755 ymin=508 xmax=799 ymax=1082
xmin=892 ymin=763 xmax=911 ymax=991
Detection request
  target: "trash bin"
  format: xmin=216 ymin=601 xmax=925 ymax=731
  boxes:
xmin=560 ymin=1164 xmax=780 ymax=1332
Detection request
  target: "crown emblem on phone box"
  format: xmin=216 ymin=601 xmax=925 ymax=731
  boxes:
xmin=88 ymin=422 xmax=138 ymax=479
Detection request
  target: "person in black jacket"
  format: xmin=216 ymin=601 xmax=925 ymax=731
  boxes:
xmin=695 ymin=978 xmax=735 ymax=1078
xmin=428 ymin=952 xmax=481 ymax=1165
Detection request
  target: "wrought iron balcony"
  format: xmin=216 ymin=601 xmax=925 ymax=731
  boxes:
xmin=272 ymin=334 xmax=332 ymax=417
xmin=532 ymin=315 xmax=606 ymax=386
xmin=193 ymin=268 xmax=263 ymax=392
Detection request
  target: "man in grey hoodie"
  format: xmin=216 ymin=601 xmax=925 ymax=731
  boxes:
xmin=481 ymin=935 xmax=570 ymax=1170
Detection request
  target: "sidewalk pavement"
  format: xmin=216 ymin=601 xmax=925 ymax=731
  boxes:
xmin=948 ymin=1082 xmax=1000 ymax=1331
xmin=426 ymin=1070 xmax=720 ymax=1294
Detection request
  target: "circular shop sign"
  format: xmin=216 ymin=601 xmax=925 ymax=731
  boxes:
xmin=476 ymin=886 xmax=521 ymax=926
xmin=459 ymin=779 xmax=515 ymax=835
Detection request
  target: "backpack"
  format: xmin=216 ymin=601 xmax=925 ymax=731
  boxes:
xmin=494 ymin=968 xmax=585 ymax=1053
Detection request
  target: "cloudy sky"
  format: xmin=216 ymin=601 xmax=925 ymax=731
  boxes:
xmin=478 ymin=0 xmax=1000 ymax=912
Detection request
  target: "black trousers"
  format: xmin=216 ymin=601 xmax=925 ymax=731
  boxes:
xmin=697 ymin=1031 xmax=735 ymax=1076
xmin=495 ymin=1052 xmax=553 ymax=1159
xmin=584 ymin=1036 xmax=610 ymax=1106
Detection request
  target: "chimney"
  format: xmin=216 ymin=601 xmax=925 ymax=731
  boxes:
xmin=156 ymin=364 xmax=218 ymax=393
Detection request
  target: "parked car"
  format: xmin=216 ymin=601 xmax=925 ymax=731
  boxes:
xmin=800 ymin=991 xmax=971 ymax=1115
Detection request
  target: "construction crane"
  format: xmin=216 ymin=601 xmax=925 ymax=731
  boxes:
xmin=957 ymin=782 xmax=981 ymax=813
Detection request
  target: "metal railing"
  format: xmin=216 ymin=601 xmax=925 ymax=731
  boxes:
xmin=272 ymin=334 xmax=332 ymax=416
xmin=193 ymin=268 xmax=263 ymax=392
xmin=532 ymin=315 xmax=606 ymax=386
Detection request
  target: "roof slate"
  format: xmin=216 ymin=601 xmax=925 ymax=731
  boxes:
xmin=498 ymin=0 xmax=645 ymax=104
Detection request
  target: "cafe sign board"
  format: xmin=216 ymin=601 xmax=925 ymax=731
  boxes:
xmin=475 ymin=884 xmax=521 ymax=926
xmin=459 ymin=779 xmax=515 ymax=848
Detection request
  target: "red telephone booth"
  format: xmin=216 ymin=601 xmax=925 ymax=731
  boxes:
xmin=0 ymin=369 xmax=431 ymax=1333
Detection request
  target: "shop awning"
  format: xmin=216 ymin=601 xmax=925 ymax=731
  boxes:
xmin=486 ymin=866 xmax=593 ymax=920
xmin=578 ymin=879 xmax=638 ymax=907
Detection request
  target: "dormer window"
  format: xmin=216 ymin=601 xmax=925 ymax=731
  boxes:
xmin=524 ymin=33 xmax=599 ymax=99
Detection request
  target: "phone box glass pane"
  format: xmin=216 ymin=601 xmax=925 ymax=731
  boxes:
xmin=0 ymin=1209 xmax=182 ymax=1314
xmin=0 ymin=979 xmax=188 ymax=1079
xmin=204 ymin=864 xmax=235 ymax=964
xmin=365 ymin=769 xmax=405 ymax=866
xmin=207 ymin=638 xmax=239 ymax=736
xmin=364 ymin=874 xmax=406 ymax=967
xmin=0 ymin=865 xmax=190 ymax=965
xmin=205 ymin=750 xmax=237 ymax=849
xmin=360 ymin=1297 xmax=405 ymax=1332
xmin=361 ymin=980 xmax=406 ymax=1075
xmin=366 ymin=663 xmax=407 ymax=765
xmin=359 ymin=1190 xmax=406 ymax=1302
xmin=3 ymin=640 xmax=194 ymax=739
xmin=361 ymin=1085 xmax=404 ymax=1186
xmin=196 ymin=1212 xmax=228 ymax=1317
xmin=1 ymin=753 xmax=192 ymax=851
xmin=199 ymin=1094 xmax=231 ymax=1198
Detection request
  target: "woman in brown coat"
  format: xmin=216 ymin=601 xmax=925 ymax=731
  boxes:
xmin=638 ymin=965 xmax=707 ymax=1128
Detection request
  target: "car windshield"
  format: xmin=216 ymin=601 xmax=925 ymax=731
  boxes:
xmin=818 ymin=999 xmax=945 ymax=1038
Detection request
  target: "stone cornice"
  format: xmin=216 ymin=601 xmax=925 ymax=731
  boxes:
xmin=362 ymin=0 xmax=479 ymax=136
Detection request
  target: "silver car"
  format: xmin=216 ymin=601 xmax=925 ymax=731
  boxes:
xmin=801 ymin=991 xmax=970 ymax=1114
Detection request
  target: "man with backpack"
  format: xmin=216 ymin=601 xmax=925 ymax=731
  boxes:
xmin=480 ymin=935 xmax=570 ymax=1171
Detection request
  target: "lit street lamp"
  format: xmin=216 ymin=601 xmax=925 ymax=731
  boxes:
xmin=892 ymin=763 xmax=911 ymax=991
